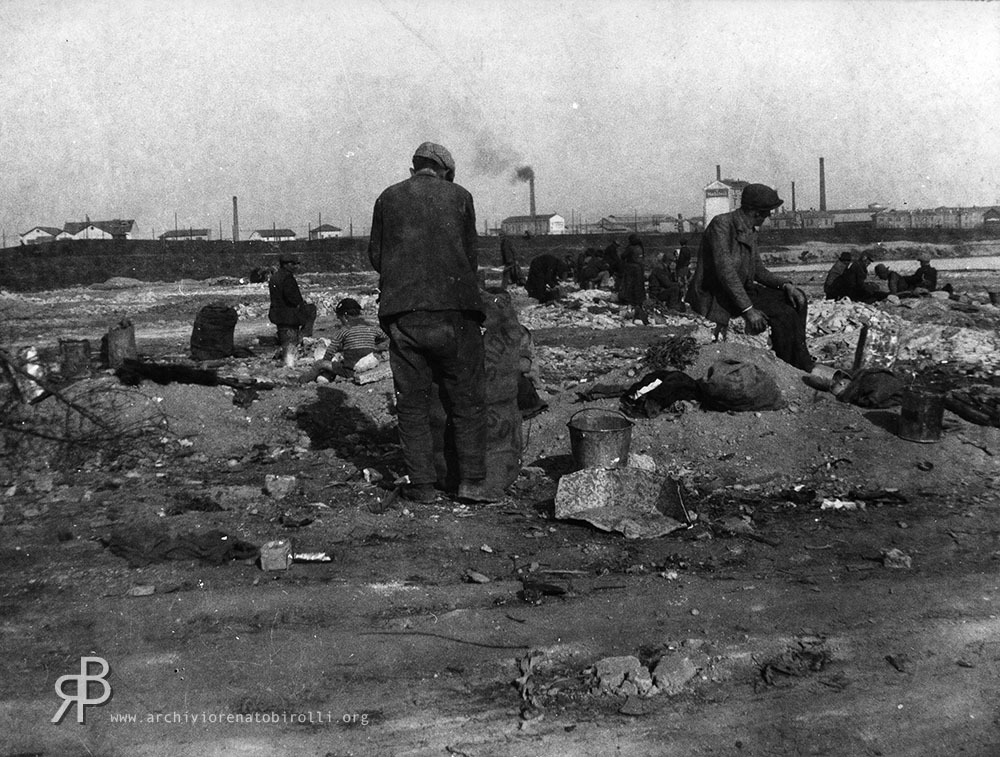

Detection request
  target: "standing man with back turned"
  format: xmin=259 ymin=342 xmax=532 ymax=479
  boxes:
xmin=686 ymin=183 xmax=814 ymax=371
xmin=368 ymin=142 xmax=492 ymax=503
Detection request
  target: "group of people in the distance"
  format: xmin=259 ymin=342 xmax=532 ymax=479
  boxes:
xmin=515 ymin=183 xmax=814 ymax=371
xmin=823 ymin=247 xmax=951 ymax=303
xmin=518 ymin=233 xmax=694 ymax=325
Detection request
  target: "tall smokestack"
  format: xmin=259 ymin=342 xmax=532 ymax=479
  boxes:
xmin=515 ymin=166 xmax=536 ymax=218
xmin=819 ymin=157 xmax=827 ymax=212
xmin=716 ymin=164 xmax=721 ymax=181
xmin=791 ymin=181 xmax=796 ymax=213
xmin=232 ymin=196 xmax=239 ymax=243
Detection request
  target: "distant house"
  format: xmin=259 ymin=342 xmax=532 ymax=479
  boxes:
xmin=19 ymin=226 xmax=62 ymax=245
xmin=159 ymin=228 xmax=210 ymax=242
xmin=500 ymin=214 xmax=565 ymax=236
xmin=599 ymin=214 xmax=676 ymax=234
xmin=59 ymin=219 xmax=136 ymax=240
xmin=249 ymin=228 xmax=296 ymax=242
xmin=309 ymin=224 xmax=342 ymax=240
xmin=984 ymin=208 xmax=1000 ymax=225
xmin=703 ymin=179 xmax=749 ymax=227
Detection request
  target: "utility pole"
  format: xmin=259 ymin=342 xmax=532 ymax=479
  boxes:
xmin=174 ymin=212 xmax=178 ymax=235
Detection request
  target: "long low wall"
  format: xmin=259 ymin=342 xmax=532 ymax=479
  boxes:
xmin=2 ymin=226 xmax=999 ymax=292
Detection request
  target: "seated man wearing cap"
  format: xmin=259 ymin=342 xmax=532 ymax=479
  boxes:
xmin=904 ymin=253 xmax=938 ymax=292
xmin=368 ymin=141 xmax=492 ymax=503
xmin=268 ymin=254 xmax=317 ymax=368
xmin=686 ymin=183 xmax=814 ymax=371
xmin=823 ymin=251 xmax=854 ymax=300
xmin=874 ymin=263 xmax=909 ymax=296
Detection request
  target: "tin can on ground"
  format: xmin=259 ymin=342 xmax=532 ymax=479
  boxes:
xmin=260 ymin=540 xmax=293 ymax=571
xmin=898 ymin=387 xmax=945 ymax=443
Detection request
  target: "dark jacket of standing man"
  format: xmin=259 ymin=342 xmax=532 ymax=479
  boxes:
xmin=268 ymin=254 xmax=316 ymax=367
xmin=368 ymin=141 xmax=490 ymax=503
xmin=686 ymin=183 xmax=814 ymax=371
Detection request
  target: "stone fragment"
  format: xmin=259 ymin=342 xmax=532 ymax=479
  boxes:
xmin=652 ymin=655 xmax=698 ymax=695
xmin=263 ymin=475 xmax=296 ymax=499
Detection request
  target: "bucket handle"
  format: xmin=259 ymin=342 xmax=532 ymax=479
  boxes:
xmin=567 ymin=407 xmax=634 ymax=428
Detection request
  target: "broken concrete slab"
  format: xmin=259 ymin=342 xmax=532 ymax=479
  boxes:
xmin=590 ymin=655 xmax=655 ymax=697
xmin=652 ymin=655 xmax=699 ymax=695
xmin=554 ymin=467 xmax=688 ymax=539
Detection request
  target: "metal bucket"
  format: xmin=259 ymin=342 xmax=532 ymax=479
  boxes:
xmin=898 ymin=387 xmax=945 ymax=443
xmin=567 ymin=408 xmax=633 ymax=470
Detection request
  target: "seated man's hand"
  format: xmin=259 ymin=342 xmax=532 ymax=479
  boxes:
xmin=742 ymin=307 xmax=769 ymax=335
xmin=783 ymin=282 xmax=808 ymax=311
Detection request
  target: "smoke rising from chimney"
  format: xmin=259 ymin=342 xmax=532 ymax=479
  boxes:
xmin=515 ymin=165 xmax=534 ymax=182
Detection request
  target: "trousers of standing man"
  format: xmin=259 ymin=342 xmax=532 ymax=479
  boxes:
xmin=386 ymin=310 xmax=487 ymax=485
xmin=746 ymin=285 xmax=813 ymax=371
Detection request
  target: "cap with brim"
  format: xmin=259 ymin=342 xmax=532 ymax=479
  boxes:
xmin=839 ymin=251 xmax=853 ymax=262
xmin=740 ymin=183 xmax=784 ymax=211
xmin=413 ymin=142 xmax=455 ymax=172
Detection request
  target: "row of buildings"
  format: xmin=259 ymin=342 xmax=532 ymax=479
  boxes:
xmin=18 ymin=220 xmax=344 ymax=245
xmin=704 ymin=178 xmax=1000 ymax=231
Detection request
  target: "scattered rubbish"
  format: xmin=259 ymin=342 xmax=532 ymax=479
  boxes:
xmin=567 ymin=408 xmax=633 ymax=470
xmin=626 ymin=452 xmax=657 ymax=471
xmin=589 ymin=655 xmax=654 ymax=697
xmin=293 ymin=552 xmax=332 ymax=563
xmin=760 ymin=642 xmax=832 ymax=686
xmin=279 ymin=514 xmax=314 ymax=528
xmin=852 ymin=322 xmax=900 ymax=372
xmin=480 ymin=544 xmax=494 ymax=553
xmin=838 ymin=369 xmax=904 ymax=409
xmin=916 ymin=461 xmax=934 ymax=471
xmin=103 ymin=526 xmax=258 ymax=568
xmin=519 ymin=580 xmax=567 ymax=604
xmin=363 ymin=468 xmax=383 ymax=484
xmin=354 ymin=362 xmax=393 ymax=385
xmin=619 ymin=370 xmax=700 ymax=419
xmin=898 ymin=387 xmax=945 ymax=443
xmin=554 ymin=467 xmax=689 ymax=539
xmin=165 ymin=492 xmax=224 ymax=516
xmin=881 ymin=548 xmax=912 ymax=569
xmin=820 ymin=498 xmax=865 ymax=511
xmin=127 ymin=585 xmax=156 ymax=597
xmin=713 ymin=515 xmax=781 ymax=547
xmin=465 ymin=570 xmax=491 ymax=584
xmin=947 ymin=385 xmax=1000 ymax=428
xmin=263 ymin=475 xmax=297 ymax=499
xmin=513 ymin=650 xmax=545 ymax=717
xmin=59 ymin=338 xmax=93 ymax=379
xmin=957 ymin=660 xmax=975 ymax=668
xmin=803 ymin=364 xmax=852 ymax=396
xmin=260 ymin=539 xmax=293 ymax=571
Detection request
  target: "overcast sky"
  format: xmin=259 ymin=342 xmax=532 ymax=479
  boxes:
xmin=1 ymin=0 xmax=998 ymax=240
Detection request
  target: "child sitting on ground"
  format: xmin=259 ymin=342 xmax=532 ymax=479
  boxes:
xmin=300 ymin=298 xmax=387 ymax=383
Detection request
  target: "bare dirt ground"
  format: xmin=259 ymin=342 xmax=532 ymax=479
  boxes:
xmin=2 ymin=247 xmax=1000 ymax=757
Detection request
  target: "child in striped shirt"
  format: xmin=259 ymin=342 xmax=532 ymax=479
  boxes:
xmin=328 ymin=298 xmax=387 ymax=371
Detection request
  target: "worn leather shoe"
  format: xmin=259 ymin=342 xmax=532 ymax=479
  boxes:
xmin=456 ymin=480 xmax=499 ymax=504
xmin=400 ymin=483 xmax=439 ymax=503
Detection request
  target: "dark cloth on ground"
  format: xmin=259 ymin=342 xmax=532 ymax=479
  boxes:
xmin=698 ymin=359 xmax=785 ymax=412
xmin=620 ymin=370 xmax=701 ymax=419
xmin=104 ymin=525 xmax=259 ymax=568
xmin=837 ymin=369 xmax=904 ymax=408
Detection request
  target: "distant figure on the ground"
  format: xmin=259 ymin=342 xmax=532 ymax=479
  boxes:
xmin=823 ymin=251 xmax=854 ymax=299
xmin=648 ymin=251 xmax=683 ymax=311
xmin=618 ymin=233 xmax=649 ymax=324
xmin=602 ymin=238 xmax=622 ymax=281
xmin=499 ymin=231 xmax=522 ymax=288
xmin=577 ymin=247 xmax=611 ymax=289
xmin=686 ymin=183 xmax=814 ymax=371
xmin=367 ymin=141 xmax=491 ymax=504
xmin=904 ymin=252 xmax=938 ymax=292
xmin=525 ymin=253 xmax=567 ymax=303
xmin=268 ymin=253 xmax=316 ymax=368
xmin=874 ymin=264 xmax=909 ymax=296
xmin=841 ymin=251 xmax=886 ymax=303
xmin=675 ymin=238 xmax=692 ymax=291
